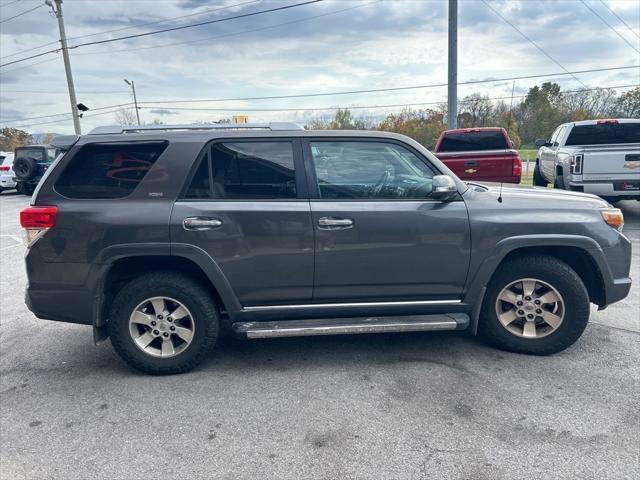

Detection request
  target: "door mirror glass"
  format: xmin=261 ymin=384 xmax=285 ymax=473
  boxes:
xmin=431 ymin=175 xmax=457 ymax=200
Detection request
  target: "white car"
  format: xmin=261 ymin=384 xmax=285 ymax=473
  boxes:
xmin=0 ymin=151 xmax=16 ymax=193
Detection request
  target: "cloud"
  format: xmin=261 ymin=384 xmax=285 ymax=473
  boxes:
xmin=0 ymin=0 xmax=637 ymax=133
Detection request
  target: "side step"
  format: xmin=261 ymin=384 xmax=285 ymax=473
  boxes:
xmin=232 ymin=314 xmax=469 ymax=339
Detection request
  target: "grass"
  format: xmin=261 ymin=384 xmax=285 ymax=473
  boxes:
xmin=518 ymin=148 xmax=538 ymax=162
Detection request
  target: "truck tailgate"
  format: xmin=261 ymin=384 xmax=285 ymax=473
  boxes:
xmin=582 ymin=144 xmax=640 ymax=177
xmin=435 ymin=149 xmax=517 ymax=182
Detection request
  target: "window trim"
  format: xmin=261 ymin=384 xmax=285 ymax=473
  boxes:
xmin=301 ymin=137 xmax=448 ymax=202
xmin=177 ymin=137 xmax=308 ymax=202
xmin=52 ymin=140 xmax=168 ymax=201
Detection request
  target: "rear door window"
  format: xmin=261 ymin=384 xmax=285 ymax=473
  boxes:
xmin=438 ymin=131 xmax=508 ymax=152
xmin=55 ymin=142 xmax=167 ymax=199
xmin=182 ymin=141 xmax=297 ymax=200
xmin=565 ymin=122 xmax=640 ymax=145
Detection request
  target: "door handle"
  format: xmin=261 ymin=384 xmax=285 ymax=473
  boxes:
xmin=183 ymin=217 xmax=223 ymax=231
xmin=318 ymin=217 xmax=353 ymax=230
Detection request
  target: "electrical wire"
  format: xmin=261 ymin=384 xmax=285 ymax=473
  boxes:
xmin=0 ymin=2 xmax=43 ymax=24
xmin=598 ymin=0 xmax=640 ymax=40
xmin=71 ymin=0 xmax=382 ymax=57
xmin=481 ymin=0 xmax=588 ymax=88
xmin=0 ymin=0 xmax=262 ymax=61
xmin=137 ymin=65 xmax=639 ymax=105
xmin=0 ymin=0 xmax=323 ymax=68
xmin=139 ymin=84 xmax=639 ymax=113
xmin=580 ymin=0 xmax=640 ymax=53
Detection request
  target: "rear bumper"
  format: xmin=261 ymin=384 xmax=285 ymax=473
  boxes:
xmin=25 ymin=285 xmax=94 ymax=325
xmin=570 ymin=181 xmax=640 ymax=198
xmin=0 ymin=174 xmax=16 ymax=188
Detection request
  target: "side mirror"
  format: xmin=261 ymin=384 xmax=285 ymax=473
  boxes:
xmin=534 ymin=138 xmax=548 ymax=147
xmin=431 ymin=175 xmax=458 ymax=200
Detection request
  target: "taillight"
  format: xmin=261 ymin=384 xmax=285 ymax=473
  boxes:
xmin=512 ymin=156 xmax=522 ymax=178
xmin=20 ymin=206 xmax=57 ymax=247
xmin=570 ymin=154 xmax=583 ymax=174
xmin=0 ymin=166 xmax=10 ymax=171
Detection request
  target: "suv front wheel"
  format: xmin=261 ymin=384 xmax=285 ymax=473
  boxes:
xmin=108 ymin=272 xmax=219 ymax=374
xmin=478 ymin=255 xmax=590 ymax=355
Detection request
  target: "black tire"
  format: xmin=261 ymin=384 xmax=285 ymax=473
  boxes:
xmin=13 ymin=157 xmax=37 ymax=181
xmin=108 ymin=272 xmax=219 ymax=375
xmin=16 ymin=182 xmax=34 ymax=196
xmin=478 ymin=255 xmax=590 ymax=355
xmin=532 ymin=163 xmax=547 ymax=187
xmin=553 ymin=169 xmax=565 ymax=190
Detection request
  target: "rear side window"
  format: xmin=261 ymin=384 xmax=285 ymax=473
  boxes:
xmin=565 ymin=123 xmax=640 ymax=146
xmin=438 ymin=131 xmax=508 ymax=152
xmin=183 ymin=141 xmax=296 ymax=200
xmin=55 ymin=142 xmax=167 ymax=199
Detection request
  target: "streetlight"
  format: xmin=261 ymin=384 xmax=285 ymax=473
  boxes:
xmin=123 ymin=79 xmax=141 ymax=125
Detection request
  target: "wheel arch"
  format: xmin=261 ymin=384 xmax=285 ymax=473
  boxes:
xmin=466 ymin=235 xmax=608 ymax=334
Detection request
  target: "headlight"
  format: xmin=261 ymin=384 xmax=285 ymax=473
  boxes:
xmin=601 ymin=208 xmax=624 ymax=231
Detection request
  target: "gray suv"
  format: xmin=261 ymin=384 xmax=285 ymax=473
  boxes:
xmin=21 ymin=123 xmax=632 ymax=374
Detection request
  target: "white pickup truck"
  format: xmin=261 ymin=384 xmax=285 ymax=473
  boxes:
xmin=533 ymin=119 xmax=640 ymax=201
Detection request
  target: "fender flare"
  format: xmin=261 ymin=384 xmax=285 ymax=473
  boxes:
xmin=465 ymin=234 xmax=610 ymax=334
xmin=89 ymin=242 xmax=241 ymax=331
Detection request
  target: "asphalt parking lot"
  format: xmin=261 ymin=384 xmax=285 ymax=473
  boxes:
xmin=0 ymin=192 xmax=638 ymax=480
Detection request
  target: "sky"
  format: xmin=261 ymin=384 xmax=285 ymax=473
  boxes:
xmin=0 ymin=0 xmax=638 ymax=134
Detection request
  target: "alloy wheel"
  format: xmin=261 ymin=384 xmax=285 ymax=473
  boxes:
xmin=128 ymin=296 xmax=195 ymax=358
xmin=494 ymin=278 xmax=565 ymax=339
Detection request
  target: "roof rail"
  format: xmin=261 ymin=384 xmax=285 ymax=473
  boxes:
xmin=88 ymin=122 xmax=304 ymax=135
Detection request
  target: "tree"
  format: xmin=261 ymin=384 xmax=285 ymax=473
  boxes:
xmin=377 ymin=108 xmax=447 ymax=149
xmin=0 ymin=127 xmax=32 ymax=151
xmin=41 ymin=133 xmax=55 ymax=145
xmin=515 ymin=82 xmax=564 ymax=144
xmin=612 ymin=87 xmax=640 ymax=118
xmin=113 ymin=108 xmax=138 ymax=126
xmin=458 ymin=93 xmax=493 ymax=127
xmin=305 ymin=109 xmax=368 ymax=130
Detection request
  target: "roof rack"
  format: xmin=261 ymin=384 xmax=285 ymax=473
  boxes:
xmin=88 ymin=122 xmax=304 ymax=135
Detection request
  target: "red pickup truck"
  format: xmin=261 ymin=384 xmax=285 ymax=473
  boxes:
xmin=433 ymin=127 xmax=521 ymax=183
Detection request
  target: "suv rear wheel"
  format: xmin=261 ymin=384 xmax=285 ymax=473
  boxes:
xmin=478 ymin=255 xmax=589 ymax=355
xmin=108 ymin=272 xmax=219 ymax=374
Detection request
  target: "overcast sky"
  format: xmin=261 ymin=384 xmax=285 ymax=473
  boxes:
xmin=0 ymin=0 xmax=638 ymax=134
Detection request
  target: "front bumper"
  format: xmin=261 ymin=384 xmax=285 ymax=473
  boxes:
xmin=0 ymin=174 xmax=16 ymax=189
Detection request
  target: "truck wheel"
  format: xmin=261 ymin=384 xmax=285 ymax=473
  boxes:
xmin=554 ymin=170 xmax=565 ymax=190
xmin=108 ymin=272 xmax=219 ymax=375
xmin=478 ymin=255 xmax=590 ymax=355
xmin=532 ymin=164 xmax=547 ymax=187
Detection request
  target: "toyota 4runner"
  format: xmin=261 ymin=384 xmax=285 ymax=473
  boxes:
xmin=21 ymin=123 xmax=632 ymax=374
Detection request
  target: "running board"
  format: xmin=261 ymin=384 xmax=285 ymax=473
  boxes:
xmin=232 ymin=313 xmax=469 ymax=339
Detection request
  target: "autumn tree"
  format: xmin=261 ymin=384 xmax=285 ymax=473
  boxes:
xmin=0 ymin=127 xmax=32 ymax=151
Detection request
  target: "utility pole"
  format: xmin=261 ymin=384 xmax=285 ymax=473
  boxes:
xmin=124 ymin=79 xmax=141 ymax=125
xmin=47 ymin=0 xmax=81 ymax=134
xmin=447 ymin=0 xmax=458 ymax=129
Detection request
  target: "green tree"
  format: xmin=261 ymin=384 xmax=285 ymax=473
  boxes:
xmin=612 ymin=87 xmax=640 ymax=118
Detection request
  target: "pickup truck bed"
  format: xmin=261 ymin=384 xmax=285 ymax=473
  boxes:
xmin=434 ymin=128 xmax=521 ymax=184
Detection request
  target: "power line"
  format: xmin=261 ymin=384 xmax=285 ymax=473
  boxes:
xmin=140 ymin=84 xmax=639 ymax=113
xmin=0 ymin=2 xmax=43 ymax=24
xmin=2 ymin=65 xmax=638 ymax=124
xmin=0 ymin=0 xmax=34 ymax=7
xmin=1 ymin=102 xmax=135 ymax=123
xmin=580 ymin=0 xmax=640 ymax=54
xmin=0 ymin=0 xmax=323 ymax=68
xmin=481 ymin=0 xmax=588 ymax=88
xmin=598 ymin=0 xmax=640 ymax=41
xmin=138 ymin=65 xmax=640 ymax=105
xmin=5 ymin=83 xmax=637 ymax=129
xmin=71 ymin=0 xmax=382 ymax=57
xmin=0 ymin=0 xmax=262 ymax=61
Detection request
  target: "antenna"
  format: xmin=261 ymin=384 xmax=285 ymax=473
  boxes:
xmin=498 ymin=182 xmax=504 ymax=203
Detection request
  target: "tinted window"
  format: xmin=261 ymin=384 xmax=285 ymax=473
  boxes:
xmin=208 ymin=141 xmax=296 ymax=199
xmin=184 ymin=151 xmax=211 ymax=199
xmin=56 ymin=142 xmax=167 ymax=199
xmin=310 ymin=141 xmax=435 ymax=199
xmin=438 ymin=130 xmax=508 ymax=152
xmin=566 ymin=122 xmax=640 ymax=146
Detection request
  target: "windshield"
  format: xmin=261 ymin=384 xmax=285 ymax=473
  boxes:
xmin=565 ymin=122 xmax=640 ymax=146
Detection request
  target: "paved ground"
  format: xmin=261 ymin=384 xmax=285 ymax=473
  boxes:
xmin=1 ymin=192 xmax=638 ymax=480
